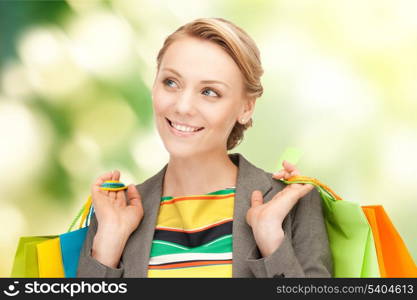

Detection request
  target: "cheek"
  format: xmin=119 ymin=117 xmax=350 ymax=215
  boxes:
xmin=206 ymin=105 xmax=237 ymax=132
xmin=152 ymin=88 xmax=172 ymax=114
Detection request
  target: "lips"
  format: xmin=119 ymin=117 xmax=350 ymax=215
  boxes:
xmin=165 ymin=117 xmax=204 ymax=132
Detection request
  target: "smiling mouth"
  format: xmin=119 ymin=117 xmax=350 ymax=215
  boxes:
xmin=165 ymin=117 xmax=205 ymax=133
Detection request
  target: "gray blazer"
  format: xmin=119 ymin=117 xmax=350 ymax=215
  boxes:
xmin=77 ymin=152 xmax=332 ymax=278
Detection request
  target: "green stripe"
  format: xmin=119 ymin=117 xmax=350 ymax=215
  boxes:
xmin=151 ymin=240 xmax=190 ymax=251
xmin=161 ymin=188 xmax=235 ymax=202
xmin=150 ymin=235 xmax=233 ymax=257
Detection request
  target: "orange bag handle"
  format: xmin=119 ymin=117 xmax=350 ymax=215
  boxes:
xmin=284 ymin=175 xmax=343 ymax=201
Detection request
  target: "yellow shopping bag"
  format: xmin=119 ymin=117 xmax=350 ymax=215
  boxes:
xmin=37 ymin=237 xmax=65 ymax=277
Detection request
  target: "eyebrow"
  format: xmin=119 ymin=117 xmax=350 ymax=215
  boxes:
xmin=162 ymin=67 xmax=230 ymax=88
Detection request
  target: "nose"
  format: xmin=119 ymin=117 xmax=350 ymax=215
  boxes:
xmin=174 ymin=89 xmax=196 ymax=116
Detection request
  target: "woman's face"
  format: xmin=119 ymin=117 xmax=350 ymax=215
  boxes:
xmin=152 ymin=35 xmax=254 ymax=158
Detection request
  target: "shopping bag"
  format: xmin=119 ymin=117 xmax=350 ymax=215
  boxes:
xmin=283 ymin=176 xmax=380 ymax=277
xmin=10 ymin=236 xmax=57 ymax=277
xmin=11 ymin=199 xmax=92 ymax=278
xmin=11 ymin=180 xmax=125 ymax=278
xmin=36 ymin=197 xmax=93 ymax=278
xmin=362 ymin=205 xmax=417 ymax=277
xmin=10 ymin=197 xmax=93 ymax=278
xmin=59 ymin=202 xmax=93 ymax=278
xmin=60 ymin=227 xmax=89 ymax=277
xmin=37 ymin=237 xmax=65 ymax=277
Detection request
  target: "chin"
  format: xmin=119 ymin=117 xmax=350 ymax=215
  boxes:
xmin=166 ymin=146 xmax=199 ymax=159
xmin=160 ymin=137 xmax=192 ymax=154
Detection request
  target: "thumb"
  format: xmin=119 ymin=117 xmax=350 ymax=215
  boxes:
xmin=251 ymin=190 xmax=263 ymax=208
xmin=127 ymin=184 xmax=142 ymax=208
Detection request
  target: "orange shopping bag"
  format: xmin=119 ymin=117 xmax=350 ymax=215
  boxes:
xmin=362 ymin=205 xmax=417 ymax=277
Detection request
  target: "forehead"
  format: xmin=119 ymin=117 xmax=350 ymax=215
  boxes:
xmin=160 ymin=36 xmax=243 ymax=86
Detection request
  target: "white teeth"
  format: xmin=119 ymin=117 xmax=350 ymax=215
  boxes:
xmin=171 ymin=121 xmax=201 ymax=132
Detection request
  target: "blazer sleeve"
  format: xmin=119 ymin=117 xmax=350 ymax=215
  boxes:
xmin=245 ymin=188 xmax=333 ymax=278
xmin=76 ymin=213 xmax=125 ymax=278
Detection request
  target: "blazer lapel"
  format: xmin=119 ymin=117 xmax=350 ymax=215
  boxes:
xmin=230 ymin=153 xmax=273 ymax=277
xmin=123 ymin=163 xmax=168 ymax=277
xmin=122 ymin=152 xmax=272 ymax=277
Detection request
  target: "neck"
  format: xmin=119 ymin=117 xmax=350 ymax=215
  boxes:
xmin=163 ymin=150 xmax=238 ymax=198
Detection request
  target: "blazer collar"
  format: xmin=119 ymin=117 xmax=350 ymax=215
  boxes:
xmin=124 ymin=152 xmax=273 ymax=277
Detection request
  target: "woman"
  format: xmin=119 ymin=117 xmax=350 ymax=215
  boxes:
xmin=77 ymin=17 xmax=332 ymax=278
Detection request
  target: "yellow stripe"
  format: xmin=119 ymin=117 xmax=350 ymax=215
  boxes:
xmin=155 ymin=197 xmax=234 ymax=230
xmin=147 ymin=264 xmax=232 ymax=278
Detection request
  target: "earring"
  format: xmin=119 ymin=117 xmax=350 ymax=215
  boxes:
xmin=240 ymin=118 xmax=245 ymax=124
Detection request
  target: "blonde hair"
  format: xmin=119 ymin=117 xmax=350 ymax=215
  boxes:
xmin=156 ymin=17 xmax=264 ymax=150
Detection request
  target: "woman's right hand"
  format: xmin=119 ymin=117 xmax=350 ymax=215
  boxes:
xmin=90 ymin=170 xmax=144 ymax=268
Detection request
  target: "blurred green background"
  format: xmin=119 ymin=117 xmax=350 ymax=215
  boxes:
xmin=1 ymin=0 xmax=416 ymax=277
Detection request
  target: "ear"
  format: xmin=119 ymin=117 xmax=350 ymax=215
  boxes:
xmin=238 ymin=96 xmax=256 ymax=123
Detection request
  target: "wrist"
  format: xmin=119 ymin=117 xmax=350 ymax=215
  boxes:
xmin=258 ymin=228 xmax=285 ymax=258
xmin=98 ymin=222 xmax=132 ymax=237
xmin=92 ymin=229 xmax=129 ymax=268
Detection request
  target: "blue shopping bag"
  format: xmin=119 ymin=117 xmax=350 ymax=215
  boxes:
xmin=59 ymin=203 xmax=93 ymax=277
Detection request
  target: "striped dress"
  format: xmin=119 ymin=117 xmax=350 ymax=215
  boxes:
xmin=147 ymin=187 xmax=236 ymax=277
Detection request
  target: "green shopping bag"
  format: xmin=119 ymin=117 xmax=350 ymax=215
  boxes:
xmin=282 ymin=176 xmax=380 ymax=277
xmin=10 ymin=236 xmax=58 ymax=277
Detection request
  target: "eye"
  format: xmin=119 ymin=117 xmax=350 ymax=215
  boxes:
xmin=163 ymin=78 xmax=178 ymax=88
xmin=202 ymin=88 xmax=220 ymax=97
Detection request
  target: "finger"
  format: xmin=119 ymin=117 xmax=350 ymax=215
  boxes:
xmin=282 ymin=160 xmax=296 ymax=172
xmin=108 ymin=170 xmax=119 ymax=201
xmin=92 ymin=171 xmax=113 ymax=195
xmin=269 ymin=184 xmax=314 ymax=213
xmin=114 ymin=169 xmax=121 ymax=181
xmin=299 ymin=183 xmax=315 ymax=197
xmin=273 ymin=171 xmax=301 ymax=181
xmin=286 ymin=182 xmax=305 ymax=191
xmin=127 ymin=185 xmax=140 ymax=205
xmin=282 ymin=169 xmax=299 ymax=180
xmin=283 ymin=171 xmax=293 ymax=180
xmin=273 ymin=169 xmax=293 ymax=180
xmin=272 ymin=170 xmax=285 ymax=179
xmin=115 ymin=187 xmax=126 ymax=207
xmin=250 ymin=190 xmax=263 ymax=208
xmin=127 ymin=184 xmax=142 ymax=209
xmin=269 ymin=187 xmax=300 ymax=212
xmin=283 ymin=160 xmax=301 ymax=176
xmin=284 ymin=183 xmax=315 ymax=198
xmin=245 ymin=209 xmax=253 ymax=227
xmin=290 ymin=168 xmax=300 ymax=176
xmin=275 ymin=183 xmax=304 ymax=198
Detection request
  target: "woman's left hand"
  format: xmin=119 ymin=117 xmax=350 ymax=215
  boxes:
xmin=245 ymin=160 xmax=315 ymax=258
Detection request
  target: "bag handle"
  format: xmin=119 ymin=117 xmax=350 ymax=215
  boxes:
xmin=66 ymin=180 xmax=128 ymax=232
xmin=282 ymin=175 xmax=343 ymax=201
